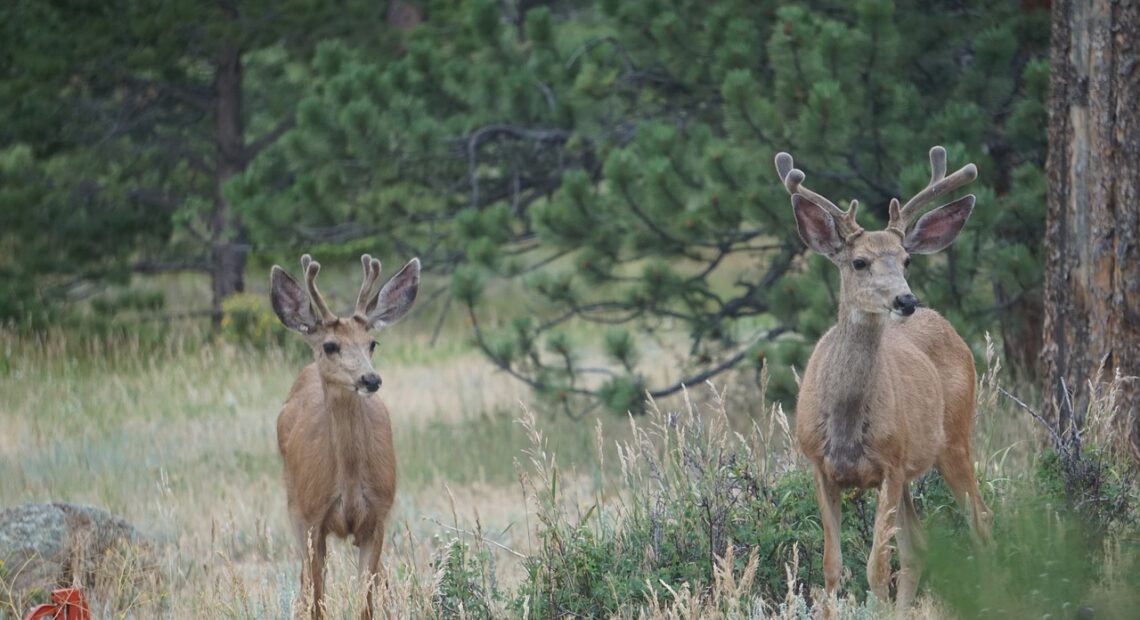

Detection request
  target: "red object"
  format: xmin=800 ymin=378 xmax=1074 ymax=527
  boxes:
xmin=22 ymin=588 xmax=90 ymax=620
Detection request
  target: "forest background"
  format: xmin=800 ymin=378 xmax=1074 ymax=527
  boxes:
xmin=2 ymin=1 xmax=1137 ymax=618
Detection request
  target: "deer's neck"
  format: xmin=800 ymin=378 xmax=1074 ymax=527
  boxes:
xmin=322 ymin=382 xmax=374 ymax=478
xmin=819 ymin=308 xmax=886 ymax=427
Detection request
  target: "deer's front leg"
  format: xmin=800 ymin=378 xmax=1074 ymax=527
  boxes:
xmin=296 ymin=523 xmax=328 ymax=620
xmin=813 ymin=468 xmax=843 ymax=597
xmin=867 ymin=475 xmax=903 ymax=603
xmin=357 ymin=528 xmax=387 ymax=620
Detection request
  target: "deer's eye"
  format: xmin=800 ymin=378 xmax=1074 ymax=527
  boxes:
xmin=322 ymin=342 xmax=340 ymax=355
xmin=852 ymin=258 xmax=869 ymax=270
xmin=369 ymin=340 xmax=377 ymax=354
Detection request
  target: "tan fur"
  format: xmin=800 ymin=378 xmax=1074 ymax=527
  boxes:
xmin=271 ymin=254 xmax=420 ymax=620
xmin=278 ymin=322 xmax=396 ymax=620
xmin=776 ymin=150 xmax=992 ymax=613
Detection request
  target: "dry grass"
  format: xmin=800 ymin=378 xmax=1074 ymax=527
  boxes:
xmin=0 ymin=325 xmax=616 ymax=618
xmin=2 ymin=319 xmax=1132 ymax=618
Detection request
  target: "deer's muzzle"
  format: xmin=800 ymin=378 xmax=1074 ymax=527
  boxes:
xmin=892 ymin=294 xmax=919 ymax=316
xmin=360 ymin=373 xmax=382 ymax=393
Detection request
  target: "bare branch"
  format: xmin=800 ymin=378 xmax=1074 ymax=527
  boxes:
xmin=998 ymin=385 xmax=1063 ymax=448
xmin=460 ymin=124 xmax=572 ymax=209
xmin=244 ymin=113 xmax=296 ymax=163
xmin=649 ymin=326 xmax=789 ymax=400
xmin=132 ymin=260 xmax=209 ymax=274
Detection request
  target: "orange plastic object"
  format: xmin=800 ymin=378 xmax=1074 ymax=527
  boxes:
xmin=23 ymin=588 xmax=90 ymax=620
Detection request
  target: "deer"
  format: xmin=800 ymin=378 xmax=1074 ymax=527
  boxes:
xmin=774 ymin=146 xmax=993 ymax=612
xmin=269 ymin=253 xmax=421 ymax=620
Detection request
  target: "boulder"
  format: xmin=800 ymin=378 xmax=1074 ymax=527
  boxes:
xmin=0 ymin=503 xmax=159 ymax=614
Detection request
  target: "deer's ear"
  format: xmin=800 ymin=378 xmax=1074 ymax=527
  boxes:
xmin=366 ymin=258 xmax=421 ymax=329
xmin=270 ymin=266 xmax=318 ymax=333
xmin=904 ymin=195 xmax=975 ymax=254
xmin=792 ymin=194 xmax=844 ymax=256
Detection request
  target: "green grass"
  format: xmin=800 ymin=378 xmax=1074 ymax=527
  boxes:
xmin=2 ymin=281 xmax=1138 ymax=617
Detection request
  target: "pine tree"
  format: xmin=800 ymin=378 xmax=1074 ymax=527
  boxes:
xmin=0 ymin=0 xmax=398 ymax=322
xmin=241 ymin=0 xmax=1050 ymax=413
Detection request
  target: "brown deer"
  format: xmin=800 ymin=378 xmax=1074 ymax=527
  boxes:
xmin=269 ymin=253 xmax=420 ymax=619
xmin=775 ymin=147 xmax=992 ymax=611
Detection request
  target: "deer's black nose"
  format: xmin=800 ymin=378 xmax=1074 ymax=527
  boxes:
xmin=361 ymin=373 xmax=381 ymax=392
xmin=893 ymin=294 xmax=919 ymax=316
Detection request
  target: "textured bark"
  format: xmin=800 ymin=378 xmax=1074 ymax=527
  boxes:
xmin=1043 ymin=0 xmax=1140 ymax=453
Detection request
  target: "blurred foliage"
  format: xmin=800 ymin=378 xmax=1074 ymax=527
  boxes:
xmin=923 ymin=451 xmax=1140 ymax=619
xmin=219 ymin=292 xmax=283 ymax=348
xmin=2 ymin=1 xmax=1050 ymax=412
xmin=0 ymin=0 xmax=398 ymax=321
xmin=235 ymin=0 xmax=1048 ymax=411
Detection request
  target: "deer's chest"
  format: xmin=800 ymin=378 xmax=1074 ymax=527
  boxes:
xmin=822 ymin=440 xmax=883 ymax=489
xmin=285 ymin=428 xmax=389 ymax=538
xmin=326 ymin=481 xmax=372 ymax=538
xmin=819 ymin=405 xmax=884 ymax=489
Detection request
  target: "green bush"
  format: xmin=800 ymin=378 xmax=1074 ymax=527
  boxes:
xmin=421 ymin=374 xmax=1140 ymax=617
xmin=515 ymin=388 xmax=878 ymax=617
xmin=432 ymin=538 xmax=502 ymax=618
xmin=219 ymin=292 xmax=283 ymax=348
xmin=1034 ymin=447 xmax=1137 ymax=536
xmin=924 ymin=487 xmax=1140 ymax=619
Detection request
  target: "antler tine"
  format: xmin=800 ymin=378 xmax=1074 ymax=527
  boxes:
xmin=775 ymin=152 xmax=863 ymax=239
xmin=301 ymin=254 xmax=336 ymax=323
xmin=890 ymin=146 xmax=978 ymax=234
xmin=354 ymin=254 xmax=383 ymax=317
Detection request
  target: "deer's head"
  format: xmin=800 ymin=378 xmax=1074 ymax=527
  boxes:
xmin=775 ymin=147 xmax=977 ymax=318
xmin=270 ymin=254 xmax=420 ymax=394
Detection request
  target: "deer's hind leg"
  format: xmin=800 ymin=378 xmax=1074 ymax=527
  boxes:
xmin=894 ymin=484 xmax=927 ymax=612
xmin=937 ymin=441 xmax=992 ymax=544
xmin=868 ymin=475 xmax=904 ymax=603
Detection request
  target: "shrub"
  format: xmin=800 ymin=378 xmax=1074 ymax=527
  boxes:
xmin=922 ymin=356 xmax=1140 ymax=619
xmin=514 ymin=381 xmax=879 ymax=617
xmin=924 ymin=488 xmax=1140 ymax=619
xmin=431 ymin=538 xmax=502 ymax=618
xmin=220 ymin=292 xmax=283 ymax=348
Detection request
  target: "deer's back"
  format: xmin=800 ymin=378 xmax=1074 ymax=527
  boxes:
xmin=276 ymin=365 xmax=397 ymax=539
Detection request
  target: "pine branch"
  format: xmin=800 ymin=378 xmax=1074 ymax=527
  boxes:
xmin=616 ymin=184 xmax=709 ymax=259
xmin=464 ymin=301 xmax=593 ymax=398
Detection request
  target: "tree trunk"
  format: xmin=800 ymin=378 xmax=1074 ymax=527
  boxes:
xmin=1042 ymin=0 xmax=1140 ymax=454
xmin=209 ymin=4 xmax=247 ymax=325
xmin=999 ymin=288 xmax=1044 ymax=380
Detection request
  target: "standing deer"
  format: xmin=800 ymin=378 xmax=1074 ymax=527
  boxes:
xmin=269 ymin=253 xmax=420 ymax=619
xmin=775 ymin=147 xmax=992 ymax=611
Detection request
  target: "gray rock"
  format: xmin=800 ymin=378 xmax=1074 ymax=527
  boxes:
xmin=0 ymin=503 xmax=159 ymax=614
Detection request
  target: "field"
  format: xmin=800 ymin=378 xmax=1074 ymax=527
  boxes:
xmin=1 ymin=273 xmax=1137 ymax=619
